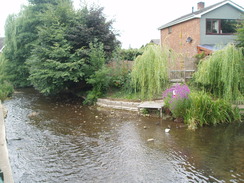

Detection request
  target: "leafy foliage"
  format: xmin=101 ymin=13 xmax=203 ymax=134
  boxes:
xmin=119 ymin=48 xmax=143 ymax=61
xmin=66 ymin=5 xmax=120 ymax=59
xmin=162 ymin=84 xmax=191 ymax=118
xmin=27 ymin=1 xmax=85 ymax=95
xmin=162 ymin=85 xmax=241 ymax=130
xmin=3 ymin=14 xmax=32 ymax=87
xmin=84 ymin=42 xmax=111 ymax=104
xmin=193 ymin=44 xmax=243 ymax=101
xmin=0 ymin=55 xmax=14 ymax=100
xmin=185 ymin=92 xmax=240 ymax=130
xmin=109 ymin=49 xmax=132 ymax=89
xmin=131 ymin=45 xmax=170 ymax=100
xmin=3 ymin=0 xmax=119 ymax=97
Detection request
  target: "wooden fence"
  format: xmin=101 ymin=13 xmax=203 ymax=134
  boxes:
xmin=169 ymin=70 xmax=195 ymax=83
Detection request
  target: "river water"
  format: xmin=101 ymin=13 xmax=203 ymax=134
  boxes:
xmin=4 ymin=88 xmax=244 ymax=183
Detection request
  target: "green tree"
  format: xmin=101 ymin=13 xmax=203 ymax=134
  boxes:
xmin=3 ymin=0 xmax=53 ymax=87
xmin=27 ymin=0 xmax=84 ymax=95
xmin=193 ymin=44 xmax=243 ymax=101
xmin=66 ymin=5 xmax=120 ymax=59
xmin=131 ymin=45 xmax=171 ymax=100
xmin=84 ymin=41 xmax=111 ymax=104
xmin=3 ymin=0 xmax=119 ymax=96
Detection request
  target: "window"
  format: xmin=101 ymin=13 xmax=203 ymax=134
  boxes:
xmin=221 ymin=19 xmax=237 ymax=34
xmin=168 ymin=27 xmax=172 ymax=34
xmin=206 ymin=19 xmax=238 ymax=35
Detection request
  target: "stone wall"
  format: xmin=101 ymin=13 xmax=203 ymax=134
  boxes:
xmin=0 ymin=101 xmax=14 ymax=183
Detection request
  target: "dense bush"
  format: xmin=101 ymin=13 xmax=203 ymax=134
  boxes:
xmin=0 ymin=55 xmax=14 ymax=100
xmin=0 ymin=81 xmax=14 ymax=101
xmin=162 ymin=84 xmax=191 ymax=118
xmin=162 ymin=84 xmax=241 ymax=130
xmin=185 ymin=92 xmax=240 ymax=130
xmin=119 ymin=48 xmax=143 ymax=61
xmin=83 ymin=42 xmax=111 ymax=104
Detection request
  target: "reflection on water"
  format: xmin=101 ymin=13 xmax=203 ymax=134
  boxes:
xmin=4 ymin=88 xmax=244 ymax=183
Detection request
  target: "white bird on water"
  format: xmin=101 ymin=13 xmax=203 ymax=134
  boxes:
xmin=165 ymin=128 xmax=170 ymax=133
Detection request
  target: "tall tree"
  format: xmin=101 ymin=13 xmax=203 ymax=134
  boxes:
xmin=3 ymin=2 xmax=45 ymax=87
xmin=66 ymin=5 xmax=120 ymax=59
xmin=4 ymin=0 xmax=120 ymax=95
xmin=28 ymin=0 xmax=85 ymax=95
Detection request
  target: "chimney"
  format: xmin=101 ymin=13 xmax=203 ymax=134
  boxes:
xmin=197 ymin=2 xmax=205 ymax=10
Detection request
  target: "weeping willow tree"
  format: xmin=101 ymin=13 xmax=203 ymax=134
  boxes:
xmin=194 ymin=44 xmax=243 ymax=101
xmin=131 ymin=44 xmax=172 ymax=100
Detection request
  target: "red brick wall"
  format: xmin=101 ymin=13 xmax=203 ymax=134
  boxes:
xmin=160 ymin=18 xmax=201 ymax=58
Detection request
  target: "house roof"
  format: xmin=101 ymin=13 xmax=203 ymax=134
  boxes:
xmin=150 ymin=39 xmax=160 ymax=45
xmin=158 ymin=0 xmax=244 ymax=30
xmin=0 ymin=37 xmax=4 ymax=52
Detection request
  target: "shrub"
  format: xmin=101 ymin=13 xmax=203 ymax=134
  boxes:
xmin=162 ymin=84 xmax=191 ymax=118
xmin=0 ymin=55 xmax=14 ymax=100
xmin=83 ymin=42 xmax=111 ymax=104
xmin=120 ymin=48 xmax=143 ymax=61
xmin=162 ymin=85 xmax=241 ymax=130
xmin=0 ymin=81 xmax=14 ymax=101
xmin=84 ymin=66 xmax=111 ymax=105
xmin=185 ymin=91 xmax=241 ymax=130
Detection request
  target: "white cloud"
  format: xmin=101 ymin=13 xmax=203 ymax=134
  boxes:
xmin=1 ymin=0 xmax=243 ymax=48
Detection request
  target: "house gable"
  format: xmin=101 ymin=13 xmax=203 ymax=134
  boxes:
xmin=158 ymin=0 xmax=244 ymax=30
xmin=200 ymin=3 xmax=243 ymax=45
xmin=195 ymin=0 xmax=244 ymax=18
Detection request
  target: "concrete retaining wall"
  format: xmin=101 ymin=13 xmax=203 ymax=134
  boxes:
xmin=97 ymin=99 xmax=141 ymax=112
xmin=0 ymin=101 xmax=14 ymax=183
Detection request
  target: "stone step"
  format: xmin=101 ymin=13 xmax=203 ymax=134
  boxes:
xmin=96 ymin=102 xmax=138 ymax=111
xmin=97 ymin=99 xmax=140 ymax=108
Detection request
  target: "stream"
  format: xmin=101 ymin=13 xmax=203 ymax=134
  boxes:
xmin=4 ymin=88 xmax=244 ymax=183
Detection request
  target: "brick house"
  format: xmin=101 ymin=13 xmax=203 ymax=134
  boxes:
xmin=158 ymin=0 xmax=243 ymax=71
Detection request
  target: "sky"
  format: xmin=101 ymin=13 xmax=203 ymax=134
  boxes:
xmin=0 ymin=0 xmax=243 ymax=48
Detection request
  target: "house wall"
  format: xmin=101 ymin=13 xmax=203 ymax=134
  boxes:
xmin=200 ymin=4 xmax=243 ymax=45
xmin=161 ymin=18 xmax=201 ymax=58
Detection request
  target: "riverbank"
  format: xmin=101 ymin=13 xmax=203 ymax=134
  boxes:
xmin=4 ymin=88 xmax=244 ymax=182
xmin=0 ymin=101 xmax=14 ymax=183
xmin=96 ymin=98 xmax=165 ymax=117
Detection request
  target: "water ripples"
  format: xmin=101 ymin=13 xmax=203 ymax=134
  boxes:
xmin=4 ymin=88 xmax=244 ymax=183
